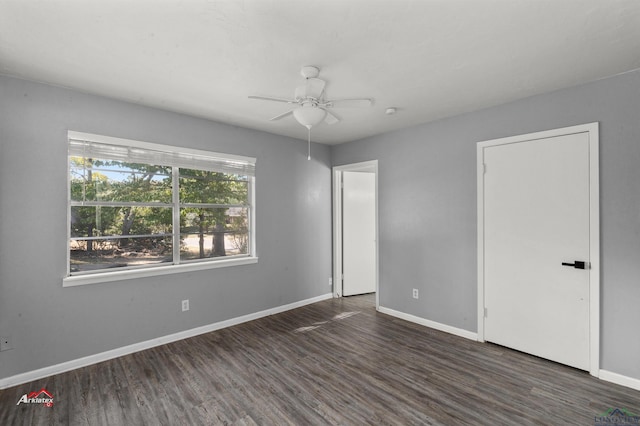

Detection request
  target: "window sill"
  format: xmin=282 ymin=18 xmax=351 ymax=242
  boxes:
xmin=63 ymin=256 xmax=259 ymax=287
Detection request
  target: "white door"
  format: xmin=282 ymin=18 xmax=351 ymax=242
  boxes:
xmin=342 ymin=171 xmax=376 ymax=296
xmin=482 ymin=131 xmax=593 ymax=370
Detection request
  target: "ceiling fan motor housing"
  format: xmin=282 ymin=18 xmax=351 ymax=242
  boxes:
xmin=295 ymin=77 xmax=326 ymax=102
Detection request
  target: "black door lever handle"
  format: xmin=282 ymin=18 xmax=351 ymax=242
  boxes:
xmin=562 ymin=261 xmax=588 ymax=269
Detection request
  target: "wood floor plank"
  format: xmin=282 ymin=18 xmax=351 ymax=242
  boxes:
xmin=1 ymin=293 xmax=639 ymax=425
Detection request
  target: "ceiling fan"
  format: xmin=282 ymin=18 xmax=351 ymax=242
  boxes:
xmin=249 ymin=66 xmax=373 ymax=159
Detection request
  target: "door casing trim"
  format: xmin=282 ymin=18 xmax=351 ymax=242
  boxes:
xmin=476 ymin=122 xmax=599 ymax=376
xmin=332 ymin=160 xmax=379 ymax=309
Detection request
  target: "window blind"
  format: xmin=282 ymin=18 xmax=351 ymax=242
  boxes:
xmin=69 ymin=138 xmax=256 ymax=176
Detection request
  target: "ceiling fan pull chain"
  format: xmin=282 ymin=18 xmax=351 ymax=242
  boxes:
xmin=307 ymin=126 xmax=311 ymax=160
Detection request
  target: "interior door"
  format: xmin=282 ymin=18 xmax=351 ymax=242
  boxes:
xmin=342 ymin=171 xmax=376 ymax=296
xmin=483 ymin=131 xmax=591 ymax=370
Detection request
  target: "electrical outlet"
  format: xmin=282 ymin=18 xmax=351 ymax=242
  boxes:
xmin=412 ymin=289 xmax=419 ymax=299
xmin=0 ymin=335 xmax=13 ymax=351
xmin=181 ymin=299 xmax=189 ymax=312
xmin=329 ymin=277 xmax=333 ymax=287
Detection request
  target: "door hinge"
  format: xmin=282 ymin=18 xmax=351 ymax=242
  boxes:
xmin=483 ymin=163 xmax=487 ymax=174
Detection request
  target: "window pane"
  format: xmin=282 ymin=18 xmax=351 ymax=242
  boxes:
xmin=179 ymin=169 xmax=248 ymax=205
xmin=68 ymin=136 xmax=256 ymax=277
xmin=180 ymin=207 xmax=249 ymax=261
xmin=70 ymin=236 xmax=173 ymax=273
xmin=70 ymin=158 xmax=171 ymax=203
xmin=70 ymin=206 xmax=172 ymax=238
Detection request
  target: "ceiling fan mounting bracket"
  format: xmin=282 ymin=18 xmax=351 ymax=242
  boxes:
xmin=300 ymin=66 xmax=320 ymax=79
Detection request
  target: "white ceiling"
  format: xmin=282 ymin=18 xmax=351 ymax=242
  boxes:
xmin=2 ymin=0 xmax=640 ymax=145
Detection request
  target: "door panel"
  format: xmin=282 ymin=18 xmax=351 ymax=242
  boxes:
xmin=343 ymin=171 xmax=376 ymax=296
xmin=483 ymin=132 xmax=590 ymax=370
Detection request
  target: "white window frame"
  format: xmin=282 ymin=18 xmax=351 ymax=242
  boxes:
xmin=63 ymin=131 xmax=257 ymax=287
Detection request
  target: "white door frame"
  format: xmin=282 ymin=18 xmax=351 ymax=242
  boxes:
xmin=477 ymin=123 xmax=600 ymax=376
xmin=333 ymin=160 xmax=379 ymax=309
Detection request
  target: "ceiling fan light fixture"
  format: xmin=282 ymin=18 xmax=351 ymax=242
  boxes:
xmin=293 ymin=105 xmax=327 ymax=128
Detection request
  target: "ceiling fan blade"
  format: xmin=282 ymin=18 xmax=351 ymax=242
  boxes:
xmin=305 ymin=78 xmax=326 ymax=99
xmin=249 ymin=95 xmax=296 ymax=104
xmin=324 ymin=110 xmax=340 ymax=125
xmin=269 ymin=109 xmax=294 ymax=121
xmin=323 ymin=98 xmax=373 ymax=108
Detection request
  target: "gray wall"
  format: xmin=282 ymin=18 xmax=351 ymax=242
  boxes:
xmin=332 ymin=69 xmax=640 ymax=381
xmin=0 ymin=75 xmax=332 ymax=380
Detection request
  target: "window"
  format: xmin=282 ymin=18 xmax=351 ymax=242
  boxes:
xmin=66 ymin=132 xmax=256 ymax=283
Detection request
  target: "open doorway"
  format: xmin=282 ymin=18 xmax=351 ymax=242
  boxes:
xmin=332 ymin=160 xmax=379 ymax=309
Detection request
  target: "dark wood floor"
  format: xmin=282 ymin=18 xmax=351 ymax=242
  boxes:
xmin=1 ymin=294 xmax=639 ymax=425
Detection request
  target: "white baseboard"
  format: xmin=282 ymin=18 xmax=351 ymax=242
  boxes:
xmin=377 ymin=306 xmax=478 ymax=341
xmin=8 ymin=295 xmax=639 ymax=393
xmin=599 ymin=369 xmax=640 ymax=391
xmin=0 ymin=293 xmax=333 ymax=390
